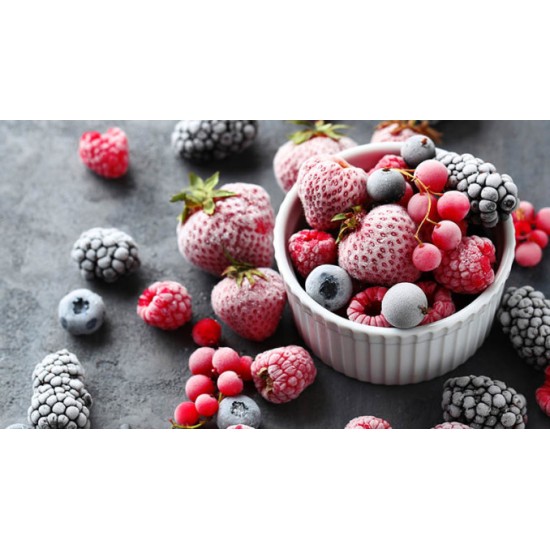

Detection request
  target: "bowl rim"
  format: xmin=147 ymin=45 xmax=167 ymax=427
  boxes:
xmin=273 ymin=142 xmax=516 ymax=337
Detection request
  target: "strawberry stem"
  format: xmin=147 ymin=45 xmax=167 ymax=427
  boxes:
xmin=222 ymin=252 xmax=267 ymax=287
xmin=288 ymin=120 xmax=350 ymax=145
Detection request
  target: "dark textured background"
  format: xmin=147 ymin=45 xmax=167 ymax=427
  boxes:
xmin=0 ymin=121 xmax=549 ymax=429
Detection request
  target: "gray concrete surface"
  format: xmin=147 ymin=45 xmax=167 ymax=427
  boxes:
xmin=1 ymin=120 xmax=549 ymax=428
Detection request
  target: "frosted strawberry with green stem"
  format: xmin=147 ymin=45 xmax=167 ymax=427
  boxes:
xmin=211 ymin=256 xmax=286 ymax=342
xmin=171 ymin=172 xmax=275 ymax=276
xmin=273 ymin=120 xmax=357 ymax=193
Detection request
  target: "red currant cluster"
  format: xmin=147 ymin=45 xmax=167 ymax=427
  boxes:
xmin=171 ymin=346 xmax=253 ymax=428
xmin=513 ymin=202 xmax=550 ymax=267
xmin=394 ymin=160 xmax=470 ymax=272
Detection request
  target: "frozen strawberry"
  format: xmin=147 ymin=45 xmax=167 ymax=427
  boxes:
xmin=79 ymin=127 xmax=129 ymax=179
xmin=273 ymin=121 xmax=357 ymax=192
xmin=211 ymin=260 xmax=286 ymax=342
xmin=297 ymin=156 xmax=368 ymax=231
xmin=370 ymin=120 xmax=441 ymax=144
xmin=171 ymin=172 xmax=274 ymax=276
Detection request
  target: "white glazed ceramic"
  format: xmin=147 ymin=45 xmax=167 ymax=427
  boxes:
xmin=273 ymin=143 xmax=516 ymax=385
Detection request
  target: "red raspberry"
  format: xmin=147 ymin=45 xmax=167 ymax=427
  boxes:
xmin=217 ymin=371 xmax=244 ymax=396
xmin=288 ymin=229 xmax=337 ymax=279
xmin=212 ymin=347 xmax=241 ymax=375
xmin=416 ymin=281 xmax=456 ymax=325
xmin=346 ymin=287 xmax=390 ymax=327
xmin=367 ymin=154 xmax=409 ymax=175
xmin=251 ymin=346 xmax=316 ymax=404
xmin=192 ymin=318 xmax=222 ymax=347
xmin=432 ymin=422 xmax=471 ymax=429
xmin=185 ymin=374 xmax=215 ymax=402
xmin=137 ymin=281 xmax=192 ymax=330
xmin=79 ymin=127 xmax=129 ymax=179
xmin=195 ymin=394 xmax=219 ymax=417
xmin=174 ymin=402 xmax=199 ymax=426
xmin=189 ymin=347 xmax=215 ymax=376
xmin=434 ymin=236 xmax=496 ymax=294
xmin=226 ymin=424 xmax=254 ymax=429
xmin=345 ymin=416 xmax=392 ymax=429
xmin=536 ymin=366 xmax=550 ymax=417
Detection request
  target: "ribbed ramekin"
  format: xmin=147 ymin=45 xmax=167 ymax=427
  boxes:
xmin=273 ymin=143 xmax=516 ymax=385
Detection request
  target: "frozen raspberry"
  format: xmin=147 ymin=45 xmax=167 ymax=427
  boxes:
xmin=237 ymin=356 xmax=253 ymax=381
xmin=433 ymin=422 xmax=471 ymax=429
xmin=79 ymin=127 xmax=129 ymax=179
xmin=137 ymin=281 xmax=192 ymax=330
xmin=217 ymin=371 xmax=244 ymax=397
xmin=515 ymin=241 xmax=543 ymax=267
xmin=226 ymin=424 xmax=254 ymax=429
xmin=192 ymin=318 xmax=222 ymax=347
xmin=189 ymin=347 xmax=215 ymax=376
xmin=288 ymin=229 xmax=337 ymax=279
xmin=212 ymin=347 xmax=241 ymax=375
xmin=367 ymin=154 xmax=408 ymax=175
xmin=347 ymin=287 xmax=390 ymax=327
xmin=345 ymin=416 xmax=392 ymax=429
xmin=536 ymin=366 xmax=550 ymax=417
xmin=251 ymin=346 xmax=316 ymax=404
xmin=185 ymin=374 xmax=215 ymax=402
xmin=195 ymin=394 xmax=219 ymax=417
xmin=434 ymin=236 xmax=496 ymax=294
xmin=173 ymin=402 xmax=199 ymax=427
xmin=416 ymin=281 xmax=456 ymax=325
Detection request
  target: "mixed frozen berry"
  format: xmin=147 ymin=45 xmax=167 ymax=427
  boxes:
xmin=513 ymin=201 xmax=550 ymax=267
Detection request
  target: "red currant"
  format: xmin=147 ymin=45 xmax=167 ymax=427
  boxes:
xmin=217 ymin=371 xmax=244 ymax=397
xmin=414 ymin=160 xmax=448 ymax=193
xmin=174 ymin=402 xmax=199 ymax=426
xmin=412 ymin=243 xmax=442 ymax=272
xmin=195 ymin=394 xmax=219 ymax=417
xmin=407 ymin=193 xmax=438 ymax=224
xmin=535 ymin=207 xmax=550 ymax=235
xmin=529 ymin=229 xmax=549 ymax=249
xmin=185 ymin=374 xmax=215 ymax=402
xmin=212 ymin=347 xmax=242 ymax=375
xmin=192 ymin=318 xmax=222 ymax=347
xmin=432 ymin=221 xmax=462 ymax=251
xmin=189 ymin=347 xmax=216 ymax=376
xmin=516 ymin=242 xmax=543 ymax=267
xmin=437 ymin=191 xmax=470 ymax=222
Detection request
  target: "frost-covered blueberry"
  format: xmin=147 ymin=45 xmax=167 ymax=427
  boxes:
xmin=217 ymin=395 xmax=261 ymax=429
xmin=401 ymin=135 xmax=436 ymax=168
xmin=305 ymin=264 xmax=353 ymax=312
xmin=367 ymin=168 xmax=406 ymax=203
xmin=58 ymin=289 xmax=105 ymax=335
xmin=381 ymin=283 xmax=428 ymax=328
xmin=5 ymin=423 xmax=33 ymax=429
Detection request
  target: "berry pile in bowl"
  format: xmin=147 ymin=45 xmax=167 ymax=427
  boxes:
xmin=273 ymin=139 xmax=517 ymax=385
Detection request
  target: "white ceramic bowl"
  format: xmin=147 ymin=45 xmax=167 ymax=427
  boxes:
xmin=274 ymin=143 xmax=516 ymax=385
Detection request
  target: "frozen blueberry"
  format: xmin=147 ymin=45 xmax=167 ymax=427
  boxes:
xmin=401 ymin=135 xmax=436 ymax=168
xmin=217 ymin=395 xmax=261 ymax=429
xmin=305 ymin=264 xmax=353 ymax=312
xmin=58 ymin=289 xmax=106 ymax=335
xmin=381 ymin=282 xmax=428 ymax=329
xmin=367 ymin=168 xmax=406 ymax=203
xmin=5 ymin=423 xmax=33 ymax=429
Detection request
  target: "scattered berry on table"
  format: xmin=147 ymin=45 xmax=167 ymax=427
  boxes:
xmin=195 ymin=394 xmax=219 ymax=417
xmin=174 ymin=402 xmax=200 ymax=427
xmin=305 ymin=264 xmax=353 ymax=312
xmin=407 ymin=193 xmax=438 ymax=225
xmin=79 ymin=127 xmax=129 ymax=179
xmin=137 ymin=281 xmax=192 ymax=330
xmin=381 ymin=282 xmax=428 ymax=329
xmin=185 ymin=374 xmax=215 ymax=402
xmin=535 ymin=207 xmax=550 ymax=234
xmin=274 ymin=120 xmax=357 ymax=192
xmin=58 ymin=289 xmax=105 ymax=335
xmin=192 ymin=318 xmax=222 ymax=347
xmin=297 ymin=155 xmax=368 ymax=231
xmin=367 ymin=168 xmax=406 ymax=203
xmin=529 ymin=229 xmax=549 ymax=249
xmin=413 ymin=159 xmax=448 ymax=193
xmin=431 ymin=220 xmax=462 ymax=251
xmin=288 ymin=229 xmax=337 ymax=279
xmin=432 ymin=422 xmax=470 ymax=429
xmin=442 ymin=375 xmax=527 ymax=429
xmin=498 ymin=285 xmax=550 ymax=369
xmin=347 ymin=286 xmax=390 ymax=327
xmin=412 ymin=243 xmax=442 ymax=272
xmin=217 ymin=371 xmax=244 ymax=397
xmin=212 ymin=347 xmax=242 ymax=375
xmin=172 ymin=172 xmax=275 ymax=276
xmin=71 ymin=227 xmax=140 ymax=283
xmin=416 ymin=281 xmax=456 ymax=325
xmin=371 ymin=120 xmax=441 ymax=144
xmin=251 ymin=345 xmax=316 ymax=404
xmin=217 ymin=395 xmax=261 ymax=429
xmin=226 ymin=424 xmax=254 ymax=429
xmin=28 ymin=350 xmax=93 ymax=429
xmin=345 ymin=416 xmax=392 ymax=429
xmin=171 ymin=120 xmax=257 ymax=163
xmin=189 ymin=347 xmax=216 ymax=376
xmin=401 ymin=135 xmax=436 ymax=168
xmin=5 ymin=423 xmax=33 ymax=429
xmin=434 ymin=236 xmax=496 ymax=294
xmin=367 ymin=154 xmax=408 ymax=175
xmin=437 ymin=190 xmax=470 ymax=222
xmin=535 ymin=366 xmax=550 ymax=416
xmin=515 ymin=241 xmax=543 ymax=267
xmin=237 ymin=356 xmax=253 ymax=381
xmin=338 ymin=205 xmax=420 ymax=286
xmin=514 ymin=200 xmax=535 ymax=222
xmin=211 ymin=262 xmax=286 ymax=342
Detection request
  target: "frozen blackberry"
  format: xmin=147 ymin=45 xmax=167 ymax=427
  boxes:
xmin=28 ymin=350 xmax=93 ymax=429
xmin=171 ymin=120 xmax=258 ymax=163
xmin=442 ymin=375 xmax=527 ymax=429
xmin=71 ymin=227 xmax=140 ymax=282
xmin=436 ymin=150 xmax=519 ymax=228
xmin=498 ymin=285 xmax=550 ymax=369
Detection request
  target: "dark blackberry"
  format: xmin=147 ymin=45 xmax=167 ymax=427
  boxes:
xmin=442 ymin=375 xmax=527 ymax=429
xmin=171 ymin=120 xmax=258 ymax=163
xmin=498 ymin=285 xmax=550 ymax=369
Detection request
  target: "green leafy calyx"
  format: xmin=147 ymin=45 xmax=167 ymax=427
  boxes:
xmin=332 ymin=205 xmax=363 ymax=244
xmin=289 ymin=120 xmax=349 ymax=145
xmin=222 ymin=254 xmax=268 ymax=287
